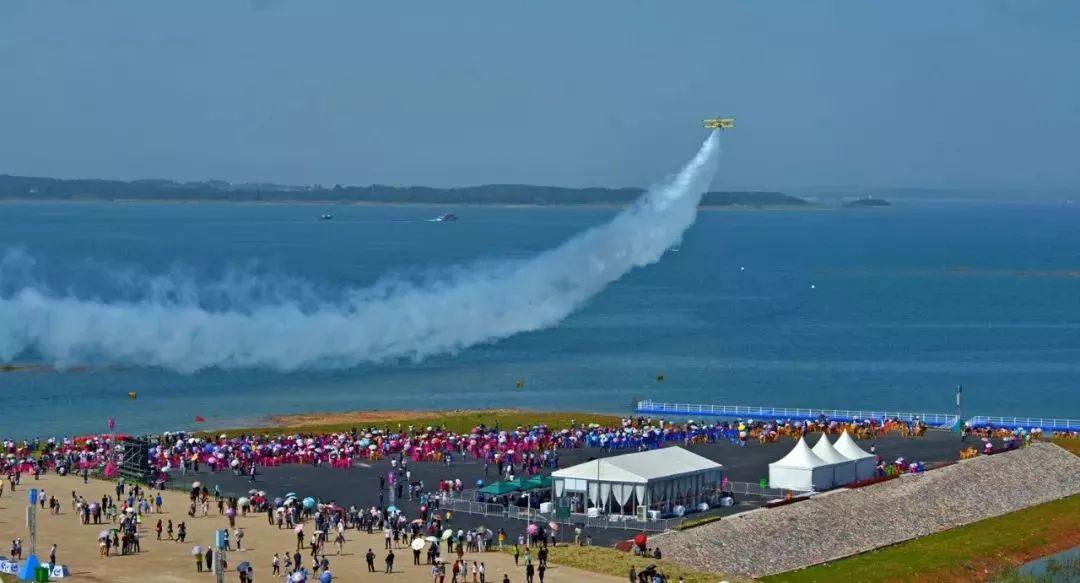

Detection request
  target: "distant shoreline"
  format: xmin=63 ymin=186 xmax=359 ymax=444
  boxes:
xmin=0 ymin=196 xmax=825 ymax=211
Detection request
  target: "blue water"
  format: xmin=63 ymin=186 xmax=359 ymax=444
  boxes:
xmin=1 ymin=200 xmax=1078 ymax=437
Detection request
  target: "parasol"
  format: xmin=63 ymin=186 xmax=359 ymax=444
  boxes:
xmin=191 ymin=545 xmax=204 ymax=555
xmin=411 ymin=539 xmax=425 ymax=551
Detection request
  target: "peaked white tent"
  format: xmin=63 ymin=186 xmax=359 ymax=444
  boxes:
xmin=833 ymin=430 xmax=878 ymax=480
xmin=768 ymin=436 xmax=833 ymax=491
xmin=811 ymin=433 xmax=857 ymax=486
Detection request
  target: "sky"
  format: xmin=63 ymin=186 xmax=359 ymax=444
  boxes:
xmin=1 ymin=1 xmax=1078 ymax=194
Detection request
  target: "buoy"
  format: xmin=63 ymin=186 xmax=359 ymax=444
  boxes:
xmin=127 ymin=391 xmax=137 ymax=400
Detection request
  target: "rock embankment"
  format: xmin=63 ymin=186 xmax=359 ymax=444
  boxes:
xmin=659 ymin=443 xmax=1080 ymax=577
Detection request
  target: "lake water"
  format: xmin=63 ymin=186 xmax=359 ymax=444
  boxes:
xmin=1 ymin=200 xmax=1078 ymax=437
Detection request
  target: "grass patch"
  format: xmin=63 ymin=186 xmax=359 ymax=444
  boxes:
xmin=761 ymin=494 xmax=1080 ymax=583
xmin=1051 ymin=437 xmax=1080 ymax=457
xmin=211 ymin=409 xmax=624 ymax=437
xmin=520 ymin=545 xmax=743 ymax=583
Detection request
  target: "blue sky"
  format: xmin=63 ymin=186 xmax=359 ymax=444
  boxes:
xmin=1 ymin=1 xmax=1078 ymax=193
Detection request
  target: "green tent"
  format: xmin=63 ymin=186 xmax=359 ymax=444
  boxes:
xmin=523 ymin=475 xmax=551 ymax=490
xmin=504 ymin=477 xmax=531 ymax=491
xmin=479 ymin=481 xmax=519 ymax=496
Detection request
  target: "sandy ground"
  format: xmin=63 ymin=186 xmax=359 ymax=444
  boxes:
xmin=264 ymin=409 xmax=533 ymax=428
xmin=0 ymin=473 xmax=620 ymax=583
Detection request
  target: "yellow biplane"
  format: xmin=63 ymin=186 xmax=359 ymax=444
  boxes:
xmin=703 ymin=117 xmax=735 ymax=130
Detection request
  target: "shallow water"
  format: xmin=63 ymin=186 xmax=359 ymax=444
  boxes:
xmin=1 ymin=200 xmax=1078 ymax=437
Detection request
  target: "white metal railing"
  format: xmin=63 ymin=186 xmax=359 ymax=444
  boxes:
xmin=968 ymin=416 xmax=1080 ymax=431
xmin=635 ymin=400 xmax=959 ymax=428
xmin=725 ymin=480 xmax=801 ymax=498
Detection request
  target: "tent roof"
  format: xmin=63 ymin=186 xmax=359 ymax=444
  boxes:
xmin=811 ymin=433 xmax=852 ymax=464
xmin=770 ymin=436 xmax=831 ymax=469
xmin=834 ymin=430 xmax=875 ymax=460
xmin=524 ymin=475 xmax=552 ymax=489
xmin=479 ymin=481 xmax=519 ymax=495
xmin=551 ymin=446 xmax=721 ymax=484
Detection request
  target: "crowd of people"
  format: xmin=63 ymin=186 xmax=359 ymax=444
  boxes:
xmin=2 ymin=413 xmax=1072 ymax=484
xmin=1 ymin=411 xmax=1074 ymax=583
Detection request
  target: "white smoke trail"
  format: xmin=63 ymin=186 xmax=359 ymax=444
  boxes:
xmin=0 ymin=132 xmax=721 ymax=372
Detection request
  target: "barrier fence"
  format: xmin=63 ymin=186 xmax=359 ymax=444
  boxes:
xmin=442 ymin=480 xmax=791 ymax=533
xmin=968 ymin=416 xmax=1080 ymax=432
xmin=635 ymin=400 xmax=959 ymax=428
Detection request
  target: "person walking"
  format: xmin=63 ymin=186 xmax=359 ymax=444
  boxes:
xmin=525 ymin=562 xmax=534 ymax=583
xmin=49 ymin=544 xmax=57 ymax=567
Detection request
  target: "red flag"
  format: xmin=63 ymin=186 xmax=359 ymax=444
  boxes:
xmin=194 ymin=416 xmax=205 ymax=423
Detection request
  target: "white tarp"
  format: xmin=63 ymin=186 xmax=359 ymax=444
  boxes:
xmin=551 ymin=446 xmax=721 ymax=484
xmin=811 ymin=433 xmax=857 ymax=486
xmin=768 ymin=436 xmax=833 ymax=491
xmin=833 ymin=430 xmax=878 ymax=481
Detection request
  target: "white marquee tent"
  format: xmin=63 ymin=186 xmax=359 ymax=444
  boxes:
xmin=833 ymin=430 xmax=878 ymax=480
xmin=811 ymin=433 xmax=857 ymax=486
xmin=551 ymin=446 xmax=723 ymax=517
xmin=768 ymin=436 xmax=833 ymax=491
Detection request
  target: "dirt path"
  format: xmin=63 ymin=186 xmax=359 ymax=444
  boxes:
xmin=265 ymin=409 xmax=533 ymax=428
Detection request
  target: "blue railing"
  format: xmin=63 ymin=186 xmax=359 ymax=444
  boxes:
xmin=968 ymin=416 xmax=1080 ymax=432
xmin=634 ymin=400 xmax=959 ymax=428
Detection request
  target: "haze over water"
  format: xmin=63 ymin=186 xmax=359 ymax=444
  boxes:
xmin=1 ymin=199 xmax=1078 ymax=437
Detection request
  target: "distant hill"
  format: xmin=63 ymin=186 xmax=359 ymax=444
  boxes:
xmin=0 ymin=174 xmax=809 ymax=208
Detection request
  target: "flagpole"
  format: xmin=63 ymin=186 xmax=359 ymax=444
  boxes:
xmin=956 ymin=385 xmax=963 ymax=441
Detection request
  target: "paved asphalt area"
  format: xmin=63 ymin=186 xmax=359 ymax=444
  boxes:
xmin=169 ymin=430 xmax=967 ymax=545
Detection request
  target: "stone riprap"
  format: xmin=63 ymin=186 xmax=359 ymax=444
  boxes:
xmin=657 ymin=443 xmax=1080 ymax=577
